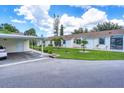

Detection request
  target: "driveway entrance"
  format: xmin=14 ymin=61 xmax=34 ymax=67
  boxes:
xmin=0 ymin=51 xmax=43 ymax=65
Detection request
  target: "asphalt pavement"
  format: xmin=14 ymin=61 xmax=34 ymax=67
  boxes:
xmin=0 ymin=58 xmax=124 ymax=88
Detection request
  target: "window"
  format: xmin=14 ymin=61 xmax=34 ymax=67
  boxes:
xmin=74 ymin=39 xmax=81 ymax=44
xmin=63 ymin=40 xmax=66 ymax=44
xmin=0 ymin=45 xmax=4 ymax=49
xmin=99 ymin=38 xmax=105 ymax=45
xmin=110 ymin=35 xmax=123 ymax=50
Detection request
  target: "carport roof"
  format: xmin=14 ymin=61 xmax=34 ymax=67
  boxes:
xmin=0 ymin=34 xmax=42 ymax=39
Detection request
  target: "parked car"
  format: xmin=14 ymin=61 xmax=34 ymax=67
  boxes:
xmin=0 ymin=45 xmax=7 ymax=59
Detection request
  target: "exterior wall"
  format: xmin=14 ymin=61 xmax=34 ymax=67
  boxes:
xmin=93 ymin=37 xmax=110 ymax=50
xmin=36 ymin=40 xmax=42 ymax=46
xmin=45 ymin=35 xmax=124 ymax=52
xmin=64 ymin=39 xmax=73 ymax=48
xmin=86 ymin=39 xmax=94 ymax=49
xmin=0 ymin=38 xmax=30 ymax=53
xmin=23 ymin=40 xmax=30 ymax=51
xmin=45 ymin=41 xmax=50 ymax=47
xmin=72 ymin=38 xmax=81 ymax=48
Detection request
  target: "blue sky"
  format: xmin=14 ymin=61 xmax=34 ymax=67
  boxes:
xmin=0 ymin=5 xmax=124 ymax=37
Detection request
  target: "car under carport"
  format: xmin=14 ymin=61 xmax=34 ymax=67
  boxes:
xmin=0 ymin=33 xmax=43 ymax=53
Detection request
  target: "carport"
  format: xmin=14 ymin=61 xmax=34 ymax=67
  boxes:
xmin=0 ymin=34 xmax=43 ymax=53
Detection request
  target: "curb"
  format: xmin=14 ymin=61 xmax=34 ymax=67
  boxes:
xmin=0 ymin=57 xmax=49 ymax=68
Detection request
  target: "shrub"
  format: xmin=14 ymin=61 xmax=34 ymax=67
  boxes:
xmin=48 ymin=50 xmax=53 ymax=54
xmin=43 ymin=49 xmax=48 ymax=53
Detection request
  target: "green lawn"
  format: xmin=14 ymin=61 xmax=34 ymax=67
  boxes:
xmin=34 ymin=46 xmax=124 ymax=60
xmin=0 ymin=29 xmax=14 ymax=34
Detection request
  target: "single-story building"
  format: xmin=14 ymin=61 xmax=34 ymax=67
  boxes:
xmin=45 ymin=29 xmax=124 ymax=52
xmin=0 ymin=34 xmax=42 ymax=53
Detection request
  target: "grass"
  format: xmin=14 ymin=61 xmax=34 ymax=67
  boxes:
xmin=0 ymin=29 xmax=14 ymax=34
xmin=33 ymin=46 xmax=124 ymax=60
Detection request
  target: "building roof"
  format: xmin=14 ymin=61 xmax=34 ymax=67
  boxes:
xmin=0 ymin=34 xmax=42 ymax=39
xmin=46 ymin=29 xmax=124 ymax=40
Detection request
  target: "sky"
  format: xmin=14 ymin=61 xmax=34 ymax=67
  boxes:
xmin=0 ymin=5 xmax=124 ymax=37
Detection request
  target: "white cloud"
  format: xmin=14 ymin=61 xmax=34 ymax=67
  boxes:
xmin=14 ymin=6 xmax=124 ymax=37
xmin=11 ymin=19 xmax=26 ymax=24
xmin=60 ymin=8 xmax=108 ymax=34
xmin=110 ymin=19 xmax=124 ymax=26
xmin=14 ymin=5 xmax=35 ymax=20
xmin=60 ymin=14 xmax=82 ymax=34
xmin=14 ymin=6 xmax=108 ymax=36
xmin=14 ymin=5 xmax=53 ymax=37
xmin=81 ymin=8 xmax=108 ymax=25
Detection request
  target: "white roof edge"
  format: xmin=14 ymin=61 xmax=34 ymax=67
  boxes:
xmin=0 ymin=34 xmax=42 ymax=39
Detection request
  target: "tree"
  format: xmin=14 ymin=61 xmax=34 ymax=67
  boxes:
xmin=0 ymin=23 xmax=19 ymax=33
xmin=72 ymin=27 xmax=89 ymax=34
xmin=52 ymin=37 xmax=63 ymax=48
xmin=60 ymin=24 xmax=64 ymax=36
xmin=72 ymin=29 xmax=80 ymax=34
xmin=79 ymin=39 xmax=88 ymax=52
xmin=93 ymin=22 xmax=122 ymax=31
xmin=24 ymin=28 xmax=37 ymax=36
xmin=24 ymin=28 xmax=37 ymax=48
xmin=53 ymin=14 xmax=60 ymax=36
xmin=84 ymin=28 xmax=88 ymax=33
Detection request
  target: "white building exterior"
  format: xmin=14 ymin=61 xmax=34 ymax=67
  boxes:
xmin=45 ymin=29 xmax=124 ymax=52
xmin=0 ymin=34 xmax=42 ymax=53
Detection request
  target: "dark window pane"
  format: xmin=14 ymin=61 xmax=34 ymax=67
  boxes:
xmin=99 ymin=38 xmax=105 ymax=44
xmin=110 ymin=35 xmax=123 ymax=50
xmin=74 ymin=39 xmax=81 ymax=44
xmin=63 ymin=40 xmax=66 ymax=44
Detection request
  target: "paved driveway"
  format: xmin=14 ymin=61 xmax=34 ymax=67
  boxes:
xmin=0 ymin=52 xmax=43 ymax=65
xmin=0 ymin=58 xmax=124 ymax=88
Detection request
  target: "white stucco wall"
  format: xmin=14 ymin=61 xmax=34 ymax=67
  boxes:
xmin=85 ymin=39 xmax=94 ymax=49
xmin=23 ymin=40 xmax=30 ymax=51
xmin=45 ymin=35 xmax=124 ymax=52
xmin=0 ymin=38 xmax=30 ymax=53
xmin=65 ymin=39 xmax=74 ymax=48
xmin=92 ymin=37 xmax=110 ymax=50
xmin=45 ymin=41 xmax=50 ymax=47
xmin=63 ymin=37 xmax=111 ymax=50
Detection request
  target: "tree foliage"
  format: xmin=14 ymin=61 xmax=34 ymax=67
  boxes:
xmin=24 ymin=28 xmax=37 ymax=48
xmin=53 ymin=14 xmax=60 ymax=36
xmin=77 ymin=39 xmax=88 ymax=52
xmin=24 ymin=28 xmax=37 ymax=36
xmin=72 ymin=27 xmax=88 ymax=34
xmin=52 ymin=37 xmax=63 ymax=47
xmin=60 ymin=24 xmax=64 ymax=36
xmin=93 ymin=22 xmax=122 ymax=31
xmin=0 ymin=23 xmax=19 ymax=33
